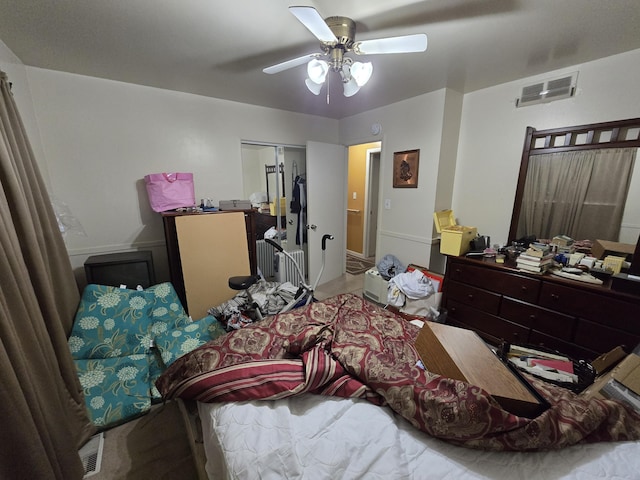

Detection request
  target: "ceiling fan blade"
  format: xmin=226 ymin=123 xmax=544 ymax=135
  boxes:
xmin=289 ymin=6 xmax=338 ymax=43
xmin=354 ymin=33 xmax=428 ymax=55
xmin=263 ymin=53 xmax=320 ymax=74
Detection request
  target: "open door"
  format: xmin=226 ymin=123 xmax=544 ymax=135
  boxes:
xmin=306 ymin=141 xmax=347 ymax=285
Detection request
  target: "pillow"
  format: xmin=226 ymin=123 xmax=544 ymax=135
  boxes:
xmin=148 ymin=352 xmax=165 ymax=402
xmin=75 ymin=354 xmax=152 ymax=429
xmin=68 ymin=284 xmax=154 ymax=359
xmin=146 ymin=282 xmax=191 ymax=329
xmin=154 ymin=315 xmax=226 ymax=367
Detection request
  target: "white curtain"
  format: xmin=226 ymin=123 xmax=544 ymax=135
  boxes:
xmin=517 ymin=148 xmax=636 ymax=241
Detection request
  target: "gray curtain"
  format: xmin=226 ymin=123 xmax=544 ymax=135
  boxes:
xmin=0 ymin=71 xmax=94 ymax=479
xmin=517 ymin=148 xmax=636 ymax=241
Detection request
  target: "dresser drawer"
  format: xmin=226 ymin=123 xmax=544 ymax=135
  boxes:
xmin=539 ymin=283 xmax=640 ymax=334
xmin=445 ymin=280 xmax=501 ymax=315
xmin=447 ymin=262 xmax=540 ymax=303
xmin=500 ymin=297 xmax=575 ymax=340
xmin=573 ymin=319 xmax=640 ymax=355
xmin=528 ymin=330 xmax=597 ymax=361
xmin=448 ymin=300 xmax=530 ymax=345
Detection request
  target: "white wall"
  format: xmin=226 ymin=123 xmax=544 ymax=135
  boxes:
xmin=4 ymin=35 xmax=640 ymax=282
xmin=455 ymin=49 xmax=640 ymax=247
xmin=20 ymin=67 xmax=339 ymax=284
xmin=340 ymin=89 xmax=453 ymax=270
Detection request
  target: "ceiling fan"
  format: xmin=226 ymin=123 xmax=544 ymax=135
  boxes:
xmin=263 ymin=6 xmax=428 ymax=98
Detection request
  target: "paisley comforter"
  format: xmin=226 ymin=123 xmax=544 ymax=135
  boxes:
xmin=156 ymin=293 xmax=640 ymax=450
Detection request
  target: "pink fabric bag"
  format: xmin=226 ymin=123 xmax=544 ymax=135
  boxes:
xmin=144 ymin=172 xmax=195 ymax=212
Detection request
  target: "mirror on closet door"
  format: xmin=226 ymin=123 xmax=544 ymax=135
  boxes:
xmin=241 ymin=142 xmax=308 ymax=280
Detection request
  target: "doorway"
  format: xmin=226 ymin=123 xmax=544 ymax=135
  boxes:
xmin=241 ymin=142 xmax=307 ymax=280
xmin=346 ymin=142 xmax=381 ymax=263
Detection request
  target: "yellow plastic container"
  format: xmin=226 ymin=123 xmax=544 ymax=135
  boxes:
xmin=433 ymin=209 xmax=477 ymax=256
xmin=269 ymin=197 xmax=287 ymax=216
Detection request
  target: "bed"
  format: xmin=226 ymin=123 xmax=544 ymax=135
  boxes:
xmin=156 ymin=293 xmax=640 ymax=479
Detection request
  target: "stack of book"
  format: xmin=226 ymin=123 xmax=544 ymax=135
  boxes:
xmin=552 ymin=235 xmax=575 ymax=254
xmin=516 ymin=244 xmax=554 ymax=273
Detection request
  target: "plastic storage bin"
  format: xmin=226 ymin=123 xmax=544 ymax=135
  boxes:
xmin=433 ymin=210 xmax=477 ymax=256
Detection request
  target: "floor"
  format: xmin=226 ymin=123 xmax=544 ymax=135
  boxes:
xmin=88 ymin=271 xmax=365 ymax=479
xmin=314 ymin=272 xmax=364 ymax=300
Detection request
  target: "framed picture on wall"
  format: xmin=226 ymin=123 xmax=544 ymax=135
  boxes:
xmin=393 ymin=149 xmax=420 ymax=188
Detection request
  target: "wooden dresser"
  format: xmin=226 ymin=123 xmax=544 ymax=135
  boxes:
xmin=442 ymin=255 xmax=640 ymax=361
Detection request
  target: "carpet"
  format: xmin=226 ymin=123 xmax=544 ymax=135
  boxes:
xmin=346 ymin=254 xmax=375 ymax=275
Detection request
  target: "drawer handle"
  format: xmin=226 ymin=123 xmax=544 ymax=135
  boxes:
xmin=529 ymin=314 xmax=536 ymax=321
xmin=467 ymin=294 xmax=474 ymax=300
xmin=550 ymin=293 xmax=559 ymax=300
xmin=520 ymin=285 xmax=528 ymax=292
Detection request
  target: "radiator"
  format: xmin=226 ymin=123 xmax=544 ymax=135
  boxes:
xmin=275 ymin=250 xmax=305 ymax=284
xmin=256 ymin=240 xmax=275 ymax=278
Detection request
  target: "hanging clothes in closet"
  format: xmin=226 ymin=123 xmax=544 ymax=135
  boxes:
xmin=290 ymin=170 xmax=307 ymax=245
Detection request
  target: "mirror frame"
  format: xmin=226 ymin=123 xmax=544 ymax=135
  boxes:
xmin=508 ymin=117 xmax=640 ymax=247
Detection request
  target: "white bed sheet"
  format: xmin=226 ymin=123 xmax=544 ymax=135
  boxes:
xmin=198 ymin=395 xmax=640 ymax=480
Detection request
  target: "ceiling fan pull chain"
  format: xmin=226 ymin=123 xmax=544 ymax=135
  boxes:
xmin=326 ymin=73 xmax=330 ymax=104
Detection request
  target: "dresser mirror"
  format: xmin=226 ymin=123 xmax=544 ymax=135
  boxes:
xmin=508 ymin=118 xmax=640 ymax=260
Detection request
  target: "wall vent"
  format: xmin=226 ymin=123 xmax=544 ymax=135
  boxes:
xmin=516 ymin=72 xmax=578 ymax=107
xmin=79 ymin=432 xmax=104 ymax=478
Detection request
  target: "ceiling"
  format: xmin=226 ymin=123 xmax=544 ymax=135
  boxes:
xmin=1 ymin=0 xmax=639 ymax=119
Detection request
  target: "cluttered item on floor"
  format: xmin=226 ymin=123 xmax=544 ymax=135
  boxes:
xmin=499 ymin=343 xmax=596 ymax=393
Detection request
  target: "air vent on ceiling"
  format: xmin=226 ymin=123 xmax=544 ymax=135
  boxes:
xmin=516 ymin=72 xmax=578 ymax=107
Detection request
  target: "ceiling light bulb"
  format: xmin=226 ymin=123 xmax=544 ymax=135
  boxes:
xmin=343 ymin=77 xmax=360 ymax=97
xmin=351 ymin=61 xmax=373 ymax=86
xmin=307 ymin=59 xmax=329 ymax=84
xmin=305 ymin=78 xmax=323 ymax=95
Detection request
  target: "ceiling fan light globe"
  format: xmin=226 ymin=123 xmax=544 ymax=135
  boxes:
xmin=307 ymin=59 xmax=329 ymax=84
xmin=343 ymin=78 xmax=360 ymax=97
xmin=305 ymin=78 xmax=324 ymax=95
xmin=351 ymin=62 xmax=373 ymax=86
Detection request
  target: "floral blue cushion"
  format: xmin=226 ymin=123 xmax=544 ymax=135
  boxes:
xmin=154 ymin=315 xmax=227 ymax=367
xmin=68 ymin=284 xmax=154 ymax=359
xmin=146 ymin=282 xmax=191 ymax=329
xmin=149 ymin=352 xmax=165 ymax=402
xmin=75 ymin=354 xmax=152 ymax=428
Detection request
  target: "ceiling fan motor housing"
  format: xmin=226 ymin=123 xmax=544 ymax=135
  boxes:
xmin=324 ymin=16 xmax=356 ymax=50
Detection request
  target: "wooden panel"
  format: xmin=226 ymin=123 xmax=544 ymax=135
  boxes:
xmin=539 ymin=283 xmax=640 ymax=334
xmin=447 ymin=261 xmax=540 ymax=303
xmin=448 ymin=300 xmax=530 ymax=345
xmin=500 ymin=297 xmax=575 ymax=340
xmin=529 ymin=330 xmax=597 ymax=362
xmin=573 ymin=319 xmax=640 ymax=355
xmin=176 ymin=212 xmax=250 ymax=319
xmin=446 ymin=280 xmax=501 ymax=315
xmin=415 ymin=322 xmax=546 ymax=418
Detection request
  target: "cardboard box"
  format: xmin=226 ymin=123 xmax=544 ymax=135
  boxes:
xmin=433 ymin=210 xmax=477 ymax=256
xmin=363 ymin=267 xmax=389 ymax=304
xmin=581 ymin=352 xmax=640 ymax=413
xmin=591 ymin=239 xmax=635 ymax=261
xmin=415 ymin=321 xmax=547 ymax=418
